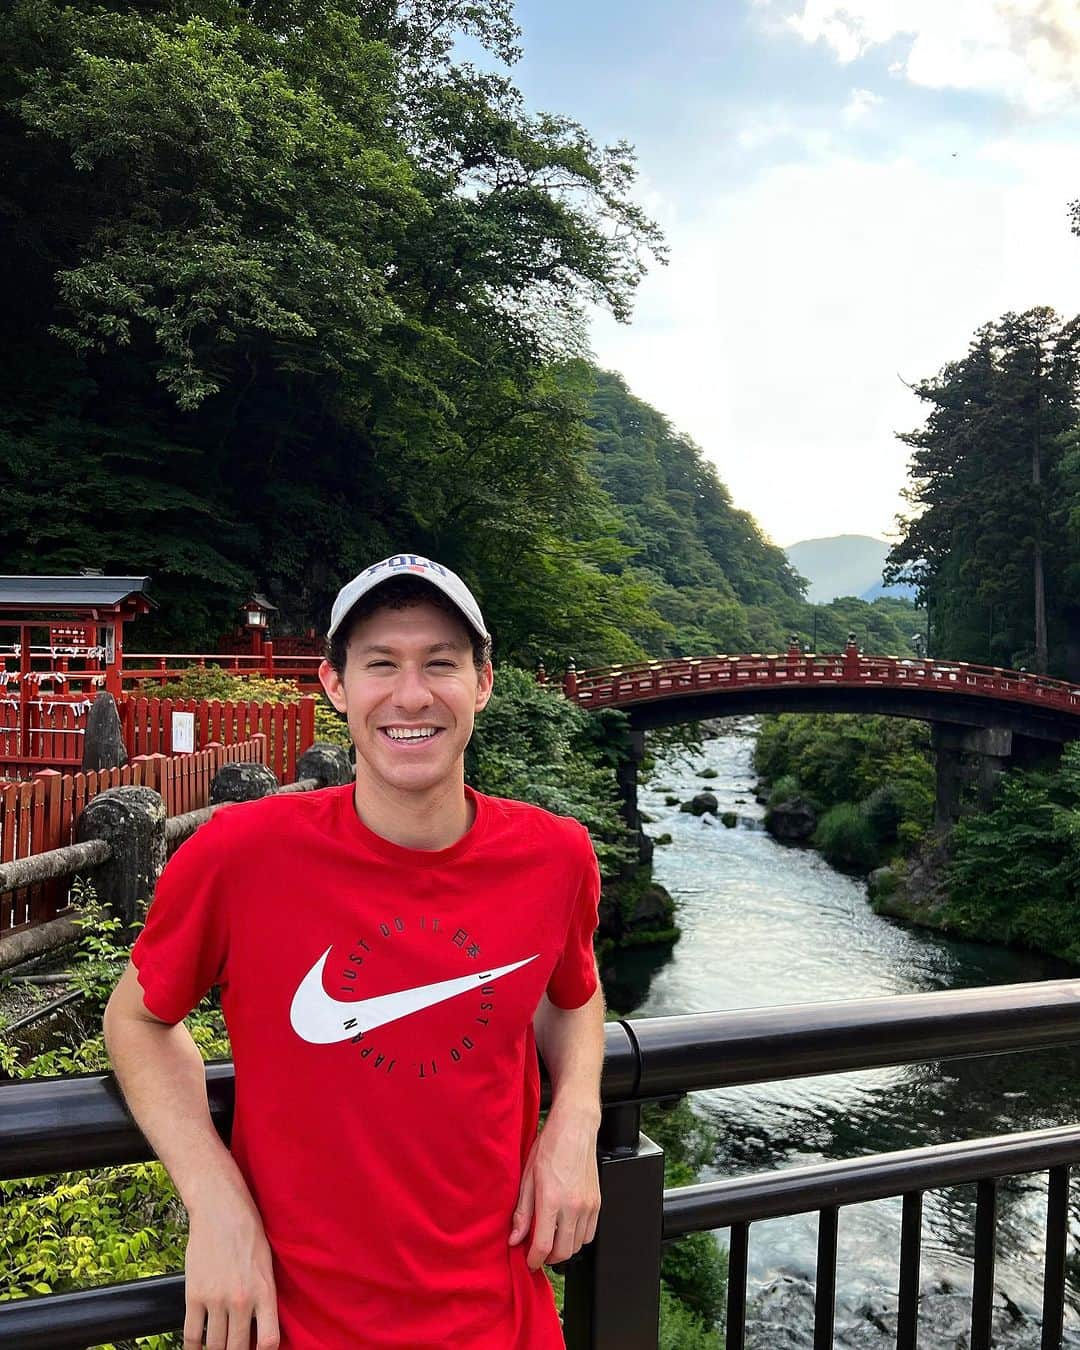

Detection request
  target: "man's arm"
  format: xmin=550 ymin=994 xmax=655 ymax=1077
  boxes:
xmin=509 ymin=982 xmax=606 ymax=1270
xmin=103 ymin=962 xmax=280 ymax=1350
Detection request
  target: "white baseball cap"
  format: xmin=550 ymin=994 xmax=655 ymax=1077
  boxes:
xmin=327 ymin=554 xmax=489 ymax=643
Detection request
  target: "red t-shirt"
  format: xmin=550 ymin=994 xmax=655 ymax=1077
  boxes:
xmin=130 ymin=784 xmax=600 ymax=1349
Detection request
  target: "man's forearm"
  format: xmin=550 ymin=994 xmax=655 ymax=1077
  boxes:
xmin=103 ymin=987 xmax=251 ymax=1217
xmin=534 ymin=983 xmax=606 ymax=1123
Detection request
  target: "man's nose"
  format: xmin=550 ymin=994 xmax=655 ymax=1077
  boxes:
xmin=392 ymin=663 xmax=435 ymax=711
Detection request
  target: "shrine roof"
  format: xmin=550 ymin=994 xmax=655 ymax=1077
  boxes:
xmin=0 ymin=576 xmax=154 ymax=612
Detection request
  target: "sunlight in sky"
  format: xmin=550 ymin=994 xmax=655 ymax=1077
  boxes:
xmin=502 ymin=0 xmax=1080 ymax=546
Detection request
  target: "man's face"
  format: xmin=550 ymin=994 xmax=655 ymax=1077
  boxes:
xmin=318 ymin=598 xmax=493 ymax=798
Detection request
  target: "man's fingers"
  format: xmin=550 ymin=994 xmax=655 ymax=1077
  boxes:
xmin=527 ymin=1202 xmax=557 ymax=1271
xmin=225 ymin=1303 xmax=253 ymax=1350
xmin=182 ymin=1302 xmax=206 ymax=1350
xmin=549 ymin=1212 xmax=578 ymax=1266
xmin=509 ymin=1168 xmax=535 ymax=1245
xmin=584 ymin=1203 xmax=600 ymax=1247
xmin=204 ymin=1305 xmax=228 ymax=1350
xmin=254 ymin=1287 xmax=282 ymax=1350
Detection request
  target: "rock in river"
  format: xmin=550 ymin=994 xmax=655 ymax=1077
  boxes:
xmin=764 ymin=797 xmax=817 ymax=843
xmin=680 ymin=791 xmax=719 ymax=816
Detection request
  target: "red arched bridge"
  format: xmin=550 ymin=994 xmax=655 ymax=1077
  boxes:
xmin=555 ymin=640 xmax=1080 ymax=743
xmin=548 ymin=640 xmax=1080 ymax=831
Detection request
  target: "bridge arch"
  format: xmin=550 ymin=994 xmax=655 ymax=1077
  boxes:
xmin=555 ymin=641 xmax=1080 ymax=839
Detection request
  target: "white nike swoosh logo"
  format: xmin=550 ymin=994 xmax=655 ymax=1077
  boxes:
xmin=289 ymin=948 xmax=539 ymax=1044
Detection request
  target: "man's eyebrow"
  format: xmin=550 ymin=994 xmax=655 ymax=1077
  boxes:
xmin=355 ymin=641 xmax=466 ymax=655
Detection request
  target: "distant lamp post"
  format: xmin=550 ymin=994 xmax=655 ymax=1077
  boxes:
xmin=242 ymin=592 xmax=277 ymax=654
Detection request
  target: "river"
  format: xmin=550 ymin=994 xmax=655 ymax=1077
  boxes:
xmin=604 ymin=719 xmax=1080 ymax=1348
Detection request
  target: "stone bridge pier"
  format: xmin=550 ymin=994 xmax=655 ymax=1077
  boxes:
xmin=615 ymin=728 xmax=652 ymax=873
xmin=931 ymin=725 xmax=1062 ymax=828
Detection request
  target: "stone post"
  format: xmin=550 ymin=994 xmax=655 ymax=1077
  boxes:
xmin=76 ymin=786 xmax=166 ymax=928
xmin=82 ymin=691 xmax=129 ymax=771
xmin=296 ymin=742 xmax=353 ymax=788
xmin=210 ymin=761 xmax=279 ymax=804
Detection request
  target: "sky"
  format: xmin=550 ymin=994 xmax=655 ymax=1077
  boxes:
xmin=493 ymin=0 xmax=1080 ymax=547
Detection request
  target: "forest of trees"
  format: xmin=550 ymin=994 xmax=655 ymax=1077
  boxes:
xmin=0 ymin=0 xmax=919 ymax=668
xmin=885 ymin=307 xmax=1080 ymax=676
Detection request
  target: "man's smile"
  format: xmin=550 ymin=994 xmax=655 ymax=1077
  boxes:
xmin=379 ymin=725 xmax=445 ymax=745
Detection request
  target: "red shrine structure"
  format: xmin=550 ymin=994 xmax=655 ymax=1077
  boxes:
xmin=0 ymin=575 xmax=154 ymax=774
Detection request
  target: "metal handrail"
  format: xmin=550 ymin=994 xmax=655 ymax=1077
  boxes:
xmin=662 ymin=1122 xmax=1080 ymax=1237
xmin=4 ymin=980 xmax=1080 ymax=1180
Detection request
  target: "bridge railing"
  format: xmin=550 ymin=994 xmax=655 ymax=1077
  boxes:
xmin=565 ymin=650 xmax=1080 ymax=714
xmin=4 ymin=978 xmax=1080 ymax=1347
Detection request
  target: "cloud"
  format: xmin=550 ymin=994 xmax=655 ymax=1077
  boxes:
xmin=588 ymin=134 xmax=1080 ymax=546
xmin=843 ymin=87 xmax=883 ymax=122
xmin=772 ymin=0 xmax=1080 ymax=111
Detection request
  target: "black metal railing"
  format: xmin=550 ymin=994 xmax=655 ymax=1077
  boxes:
xmin=3 ymin=978 xmax=1080 ymax=1348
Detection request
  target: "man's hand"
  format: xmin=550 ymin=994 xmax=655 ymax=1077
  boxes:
xmin=183 ymin=1194 xmax=280 ymax=1350
xmin=508 ymin=1105 xmax=601 ymax=1270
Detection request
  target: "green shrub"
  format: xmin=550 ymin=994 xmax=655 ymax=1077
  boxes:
xmin=944 ymin=744 xmax=1080 ymax=961
xmin=861 ymin=784 xmax=902 ymax=845
xmin=768 ymin=774 xmax=800 ymax=805
xmin=813 ymin=803 xmax=880 ymax=871
xmin=0 ymin=894 xmax=226 ymax=1348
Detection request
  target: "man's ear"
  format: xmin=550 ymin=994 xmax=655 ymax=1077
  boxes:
xmin=474 ymin=660 xmax=494 ymax=713
xmin=319 ymin=658 xmax=348 ymax=715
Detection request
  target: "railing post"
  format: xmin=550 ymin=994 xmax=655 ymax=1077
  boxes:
xmin=562 ymin=1102 xmax=664 ymax=1350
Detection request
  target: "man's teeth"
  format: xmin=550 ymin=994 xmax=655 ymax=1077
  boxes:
xmin=385 ymin=727 xmax=438 ymax=740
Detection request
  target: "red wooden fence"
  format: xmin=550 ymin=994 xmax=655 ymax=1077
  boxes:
xmin=121 ymin=696 xmax=315 ymax=784
xmin=1 ymin=736 xmax=268 ymax=937
xmin=0 ymin=697 xmax=91 ymax=776
xmin=0 ymin=695 xmax=316 ymax=783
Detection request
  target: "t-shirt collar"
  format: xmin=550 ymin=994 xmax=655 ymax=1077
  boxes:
xmin=336 ymin=783 xmax=490 ymax=866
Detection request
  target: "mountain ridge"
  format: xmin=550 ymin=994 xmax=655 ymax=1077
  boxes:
xmin=785 ymin=534 xmax=916 ymax=605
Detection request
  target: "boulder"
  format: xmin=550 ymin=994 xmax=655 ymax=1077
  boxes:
xmin=210 ymin=761 xmax=279 ymax=804
xmin=680 ymin=791 xmax=719 ymax=817
xmin=628 ymin=883 xmax=673 ymax=927
xmin=720 ymin=812 xmax=737 ymax=829
xmin=297 ymin=742 xmax=353 ymax=788
xmin=764 ymin=797 xmax=818 ymax=843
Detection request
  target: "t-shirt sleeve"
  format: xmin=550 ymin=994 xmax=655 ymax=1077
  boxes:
xmin=545 ymin=824 xmax=601 ymax=1010
xmin=129 ymin=811 xmax=231 ymax=1024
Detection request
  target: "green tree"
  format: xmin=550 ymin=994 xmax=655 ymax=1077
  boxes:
xmin=885 ymin=308 xmax=1080 ymax=673
xmin=0 ymin=0 xmax=663 ymax=652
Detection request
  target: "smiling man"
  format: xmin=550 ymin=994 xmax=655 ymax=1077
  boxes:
xmin=103 ymin=554 xmax=605 ymax=1350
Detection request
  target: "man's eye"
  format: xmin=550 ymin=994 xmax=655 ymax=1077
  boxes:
xmin=429 ymin=660 xmax=457 ymax=668
xmin=367 ymin=660 xmax=394 ymax=669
